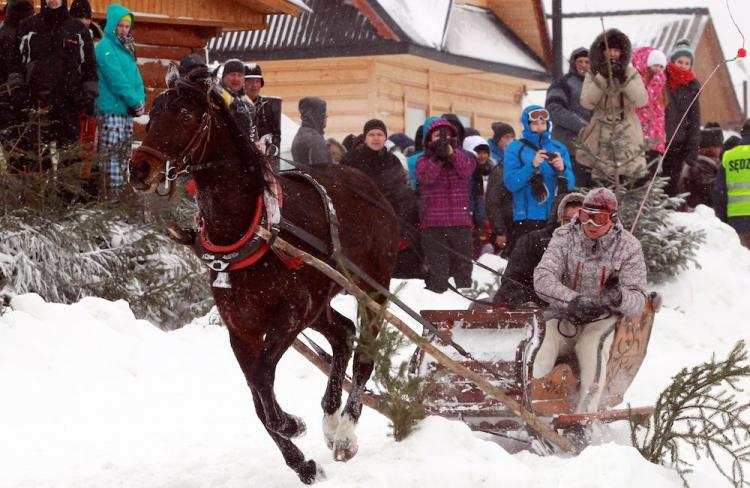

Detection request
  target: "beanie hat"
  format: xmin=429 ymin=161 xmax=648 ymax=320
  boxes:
xmin=646 ymin=49 xmax=667 ymax=68
xmin=670 ymin=39 xmax=695 ymax=64
xmin=363 ymin=119 xmax=387 ymax=138
xmin=69 ymin=0 xmax=91 ymax=18
xmin=223 ymin=59 xmax=245 ymax=76
xmin=491 ymin=121 xmax=515 ymax=142
xmin=244 ymin=63 xmax=264 ymax=87
xmin=741 ymin=119 xmax=750 ymax=138
xmin=556 ymin=192 xmax=586 ymax=223
xmin=583 ymin=187 xmax=618 ymax=213
xmin=463 ymin=135 xmax=490 ymax=155
xmin=571 ymin=47 xmax=589 ymax=61
xmin=699 ymin=122 xmax=723 ymax=149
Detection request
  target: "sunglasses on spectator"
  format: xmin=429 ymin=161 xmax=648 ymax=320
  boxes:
xmin=578 ymin=207 xmax=614 ymax=226
xmin=528 ymin=109 xmax=550 ymax=122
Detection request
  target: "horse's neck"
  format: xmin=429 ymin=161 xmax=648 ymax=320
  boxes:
xmin=193 ymin=150 xmax=265 ymax=246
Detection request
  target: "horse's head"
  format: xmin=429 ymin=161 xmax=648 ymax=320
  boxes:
xmin=129 ymin=71 xmax=214 ymax=194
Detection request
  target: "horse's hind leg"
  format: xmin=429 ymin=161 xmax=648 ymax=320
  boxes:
xmin=333 ymin=296 xmax=385 ymax=462
xmin=309 ymin=308 xmax=355 ymax=450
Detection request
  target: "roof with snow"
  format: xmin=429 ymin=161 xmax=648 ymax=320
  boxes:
xmin=209 ymin=0 xmax=551 ymax=81
xmin=552 ymin=8 xmax=709 ymax=63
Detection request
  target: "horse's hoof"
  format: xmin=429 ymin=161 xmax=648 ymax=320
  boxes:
xmin=333 ymin=439 xmax=359 ymax=462
xmin=322 ymin=411 xmax=341 ymax=450
xmin=297 ymin=460 xmax=325 ymax=485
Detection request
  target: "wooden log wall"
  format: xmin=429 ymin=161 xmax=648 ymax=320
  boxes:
xmin=258 ymin=55 xmax=528 ymax=142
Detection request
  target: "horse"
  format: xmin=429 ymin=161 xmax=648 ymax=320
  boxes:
xmin=128 ymin=70 xmax=400 ymax=484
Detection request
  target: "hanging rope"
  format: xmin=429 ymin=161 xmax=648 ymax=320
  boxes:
xmin=629 ymin=0 xmax=747 ymax=233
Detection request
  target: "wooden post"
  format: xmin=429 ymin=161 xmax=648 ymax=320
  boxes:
xmin=552 ymin=0 xmax=563 ymax=80
xmin=256 ymin=227 xmax=576 ymax=454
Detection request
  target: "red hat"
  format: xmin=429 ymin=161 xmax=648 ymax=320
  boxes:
xmin=583 ymin=187 xmax=618 ymax=212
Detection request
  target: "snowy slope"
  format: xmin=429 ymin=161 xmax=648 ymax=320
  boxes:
xmin=1 ymin=207 xmax=748 ymax=488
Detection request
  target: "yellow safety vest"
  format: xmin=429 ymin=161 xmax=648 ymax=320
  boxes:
xmin=722 ymin=144 xmax=750 ymax=217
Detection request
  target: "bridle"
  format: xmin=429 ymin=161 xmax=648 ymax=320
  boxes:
xmin=130 ymin=80 xmax=215 ymax=196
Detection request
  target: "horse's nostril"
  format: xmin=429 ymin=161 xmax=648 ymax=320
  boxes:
xmin=128 ymin=158 xmax=152 ymax=188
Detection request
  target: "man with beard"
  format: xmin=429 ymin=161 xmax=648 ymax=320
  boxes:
xmin=9 ymin=0 xmax=98 ymax=171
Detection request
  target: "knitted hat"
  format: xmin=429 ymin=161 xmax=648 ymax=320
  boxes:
xmin=557 ymin=192 xmax=586 ymax=222
xmin=583 ymin=187 xmax=618 ymax=213
xmin=363 ymin=119 xmax=387 ymax=137
xmin=670 ymin=39 xmax=695 ymax=64
xmin=462 ymin=135 xmax=490 ymax=155
xmin=223 ymin=59 xmax=245 ymax=75
xmin=646 ymin=49 xmax=667 ymax=68
xmin=571 ymin=47 xmax=589 ymax=61
xmin=491 ymin=121 xmax=515 ymax=142
xmin=699 ymin=122 xmax=723 ymax=149
xmin=69 ymin=0 xmax=92 ymax=18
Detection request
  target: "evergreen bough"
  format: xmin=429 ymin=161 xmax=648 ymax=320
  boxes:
xmin=629 ymin=341 xmax=750 ymax=487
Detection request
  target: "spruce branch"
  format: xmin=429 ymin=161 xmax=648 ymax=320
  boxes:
xmin=630 ymin=341 xmax=750 ymax=487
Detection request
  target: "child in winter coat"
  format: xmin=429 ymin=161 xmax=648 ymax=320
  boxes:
xmin=503 ymin=105 xmax=576 ymax=254
xmin=632 ymin=47 xmax=667 ymax=162
xmin=664 ymin=39 xmax=702 ymax=197
xmin=416 ymin=118 xmax=476 ymax=293
xmin=95 ymin=3 xmax=145 ymax=198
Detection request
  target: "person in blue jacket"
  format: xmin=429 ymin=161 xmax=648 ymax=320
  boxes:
xmin=95 ymin=3 xmax=144 ymax=198
xmin=503 ymin=105 xmax=575 ymax=253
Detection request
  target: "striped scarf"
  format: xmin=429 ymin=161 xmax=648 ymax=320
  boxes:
xmin=118 ymin=32 xmax=136 ymax=58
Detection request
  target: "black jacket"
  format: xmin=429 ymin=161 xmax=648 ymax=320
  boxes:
xmin=485 ymin=163 xmax=514 ymax=236
xmin=666 ymin=76 xmax=701 ymax=165
xmin=341 ymin=145 xmax=418 ymax=234
xmin=292 ymin=97 xmax=331 ymax=165
xmin=0 ymin=0 xmax=34 ymax=124
xmin=11 ymin=0 xmax=97 ymax=111
xmin=492 ymin=223 xmax=556 ymax=307
xmin=545 ymin=49 xmax=592 ymax=155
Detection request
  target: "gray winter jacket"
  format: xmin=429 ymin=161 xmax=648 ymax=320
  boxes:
xmin=292 ymin=96 xmax=332 ymax=166
xmin=545 ymin=48 xmax=592 ymax=156
xmin=533 ymin=219 xmax=647 ymax=316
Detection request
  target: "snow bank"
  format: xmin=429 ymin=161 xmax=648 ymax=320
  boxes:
xmin=1 ymin=208 xmax=747 ymax=487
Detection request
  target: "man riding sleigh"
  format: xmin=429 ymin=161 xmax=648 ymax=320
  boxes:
xmin=533 ymin=187 xmax=648 ymax=413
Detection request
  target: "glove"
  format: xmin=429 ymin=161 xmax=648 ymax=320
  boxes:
xmin=82 ymin=90 xmax=97 ymax=116
xmin=610 ymin=60 xmax=626 ymax=83
xmin=128 ymin=104 xmax=145 ymax=117
xmin=567 ymin=295 xmax=608 ymax=325
xmin=7 ymin=72 xmax=24 ymax=89
xmin=602 ymin=272 xmax=623 ymax=308
xmin=530 ymin=172 xmax=549 ymax=203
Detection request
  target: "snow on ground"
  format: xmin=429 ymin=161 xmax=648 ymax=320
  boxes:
xmin=1 ymin=208 xmax=748 ymax=488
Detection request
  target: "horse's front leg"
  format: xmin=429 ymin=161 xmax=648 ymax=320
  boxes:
xmin=309 ymin=308 xmax=356 ymax=450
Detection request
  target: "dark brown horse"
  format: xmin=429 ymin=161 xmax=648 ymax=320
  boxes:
xmin=128 ymin=71 xmax=399 ymax=484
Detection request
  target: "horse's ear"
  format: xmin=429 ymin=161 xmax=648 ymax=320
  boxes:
xmin=165 ymin=62 xmax=179 ymax=88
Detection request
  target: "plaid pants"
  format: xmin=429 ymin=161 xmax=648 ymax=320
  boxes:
xmin=97 ymin=114 xmax=133 ymax=194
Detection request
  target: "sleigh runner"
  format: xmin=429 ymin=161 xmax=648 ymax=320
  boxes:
xmin=412 ymin=295 xmax=658 ymax=435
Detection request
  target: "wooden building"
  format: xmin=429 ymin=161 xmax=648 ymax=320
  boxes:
xmin=0 ymin=0 xmax=306 ymax=108
xmin=556 ymin=8 xmax=744 ymax=130
xmin=209 ymin=0 xmax=553 ymax=141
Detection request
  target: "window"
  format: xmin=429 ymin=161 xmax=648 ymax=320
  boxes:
xmin=406 ymin=106 xmax=427 ymax=138
xmin=456 ymin=113 xmax=472 ymax=129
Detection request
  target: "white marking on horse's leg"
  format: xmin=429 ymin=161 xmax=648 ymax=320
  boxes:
xmin=322 ymin=408 xmax=341 ymax=450
xmin=333 ymin=412 xmax=359 ymax=462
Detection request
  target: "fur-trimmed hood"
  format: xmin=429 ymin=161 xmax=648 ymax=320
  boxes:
xmin=589 ymin=28 xmax=632 ymax=75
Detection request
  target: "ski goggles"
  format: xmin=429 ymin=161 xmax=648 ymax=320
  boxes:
xmin=578 ymin=207 xmax=614 ymax=226
xmin=527 ymin=108 xmax=550 ymax=122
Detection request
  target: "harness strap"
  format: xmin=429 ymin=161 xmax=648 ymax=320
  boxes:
xmin=282 ymin=171 xmax=342 ymax=256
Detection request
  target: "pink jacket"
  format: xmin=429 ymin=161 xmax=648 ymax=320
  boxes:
xmin=632 ymin=47 xmax=666 ymax=154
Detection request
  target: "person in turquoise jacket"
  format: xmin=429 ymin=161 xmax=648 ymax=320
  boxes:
xmin=95 ymin=3 xmax=144 ymax=198
xmin=503 ymin=105 xmax=575 ymax=253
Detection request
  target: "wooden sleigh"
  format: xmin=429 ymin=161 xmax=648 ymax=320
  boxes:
xmin=411 ymin=294 xmax=658 ymax=436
